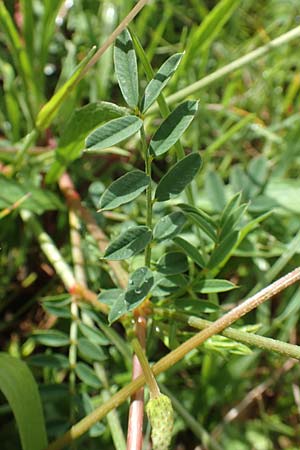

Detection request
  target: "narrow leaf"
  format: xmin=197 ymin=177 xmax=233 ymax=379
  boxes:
xmin=208 ymin=231 xmax=239 ymax=269
xmin=104 ymin=226 xmax=152 ymax=260
xmin=153 ymin=211 xmax=186 ymax=241
xmin=193 ymin=279 xmax=237 ymax=293
xmin=156 ymin=252 xmax=188 ymax=275
xmin=141 ymin=53 xmax=183 ymax=112
xmin=178 ymin=203 xmax=217 ymax=242
xmin=78 ymin=338 xmax=107 ymax=362
xmin=114 ymin=28 xmax=139 ymax=108
xmin=75 ymin=363 xmax=101 ymax=388
xmin=78 ymin=323 xmax=109 ymax=345
xmin=149 ymin=101 xmax=198 ymax=157
xmin=0 ymin=353 xmax=48 ymax=450
xmin=99 ymin=170 xmax=150 ymax=211
xmin=155 ymin=153 xmax=202 ymax=202
xmin=32 ymin=330 xmax=69 ymax=347
xmin=173 ymin=236 xmax=206 ymax=268
xmin=85 ymin=115 xmax=143 ymax=152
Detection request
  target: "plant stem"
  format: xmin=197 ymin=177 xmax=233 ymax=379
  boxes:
xmin=140 ymin=125 xmax=152 ymax=267
xmin=148 ymin=25 xmax=300 ymax=113
xmin=131 ymin=336 xmax=160 ymax=399
xmin=46 ymin=268 xmax=300 ymax=450
xmin=154 ymin=308 xmax=300 ymax=360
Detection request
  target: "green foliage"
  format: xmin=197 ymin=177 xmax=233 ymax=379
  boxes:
xmin=1 ymin=1 xmax=300 ymax=449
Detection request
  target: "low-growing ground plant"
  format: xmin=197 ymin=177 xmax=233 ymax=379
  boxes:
xmin=1 ymin=1 xmax=300 ymax=450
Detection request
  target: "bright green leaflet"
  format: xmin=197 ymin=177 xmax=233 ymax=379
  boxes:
xmin=114 ymin=28 xmax=139 ymax=108
xmin=85 ymin=115 xmax=143 ymax=152
xmin=149 ymin=101 xmax=198 ymax=157
xmin=99 ymin=170 xmax=150 ymax=211
xmin=155 ymin=153 xmax=202 ymax=202
xmin=0 ymin=353 xmax=48 ymax=450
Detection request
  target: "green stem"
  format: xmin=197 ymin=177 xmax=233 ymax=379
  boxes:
xmin=46 ymin=268 xmax=300 ymax=450
xmin=140 ymin=125 xmax=152 ymax=267
xmin=154 ymin=308 xmax=300 ymax=360
xmin=131 ymin=337 xmax=160 ymax=399
xmin=148 ymin=25 xmax=300 ymax=113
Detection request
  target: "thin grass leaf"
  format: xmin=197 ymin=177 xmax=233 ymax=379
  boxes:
xmin=36 ymin=46 xmax=97 ymax=130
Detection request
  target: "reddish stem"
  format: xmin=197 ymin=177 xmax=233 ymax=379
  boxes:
xmin=127 ymin=316 xmax=147 ymax=450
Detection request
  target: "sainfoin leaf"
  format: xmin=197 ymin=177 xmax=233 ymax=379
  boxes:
xmin=99 ymin=170 xmax=150 ymax=211
xmin=85 ymin=115 xmax=143 ymax=152
xmin=109 ymin=267 xmax=153 ymax=323
xmin=104 ymin=226 xmax=152 ymax=260
xmin=192 ymin=279 xmax=237 ymax=293
xmin=114 ymin=28 xmax=139 ymax=108
xmin=141 ymin=53 xmax=183 ymax=113
xmin=149 ymin=101 xmax=198 ymax=157
xmin=153 ymin=211 xmax=186 ymax=241
xmin=155 ymin=153 xmax=202 ymax=202
xmin=0 ymin=353 xmax=48 ymax=450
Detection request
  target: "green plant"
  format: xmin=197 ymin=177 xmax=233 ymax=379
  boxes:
xmin=2 ymin=1 xmax=300 ymax=449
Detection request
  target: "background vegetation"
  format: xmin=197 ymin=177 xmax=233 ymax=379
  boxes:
xmin=1 ymin=1 xmax=300 ymax=449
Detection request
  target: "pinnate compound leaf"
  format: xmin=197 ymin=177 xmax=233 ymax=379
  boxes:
xmin=141 ymin=53 xmax=183 ymax=112
xmin=85 ymin=115 xmax=143 ymax=152
xmin=155 ymin=153 xmax=202 ymax=202
xmin=193 ymin=279 xmax=237 ymax=293
xmin=99 ymin=170 xmax=150 ymax=211
xmin=75 ymin=363 xmax=101 ymax=388
xmin=153 ymin=211 xmax=186 ymax=241
xmin=104 ymin=226 xmax=152 ymax=260
xmin=149 ymin=101 xmax=198 ymax=157
xmin=173 ymin=236 xmax=206 ymax=268
xmin=108 ymin=267 xmax=153 ymax=323
xmin=156 ymin=252 xmax=188 ymax=275
xmin=0 ymin=353 xmax=48 ymax=450
xmin=114 ymin=28 xmax=139 ymax=108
